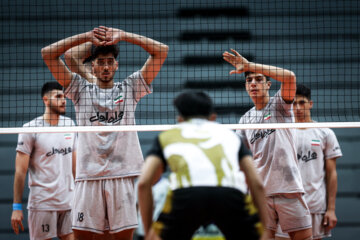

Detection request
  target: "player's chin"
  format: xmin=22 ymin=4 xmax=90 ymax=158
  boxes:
xmin=57 ymin=107 xmax=66 ymax=115
xmin=100 ymin=76 xmax=113 ymax=82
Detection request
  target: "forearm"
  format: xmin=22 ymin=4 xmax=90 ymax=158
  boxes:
xmin=326 ymin=170 xmax=338 ymax=211
xmin=248 ymin=179 xmax=267 ymax=227
xmin=13 ymin=173 xmax=26 ymax=203
xmin=122 ymin=32 xmax=168 ymax=57
xmin=41 ymin=32 xmax=91 ymax=60
xmin=64 ymin=42 xmax=93 ymax=81
xmin=245 ymin=62 xmax=296 ymax=84
xmin=138 ymin=184 xmax=154 ymax=234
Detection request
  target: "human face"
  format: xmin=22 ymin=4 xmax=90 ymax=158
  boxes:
xmin=92 ymin=53 xmax=118 ymax=82
xmin=245 ymin=73 xmax=271 ymax=99
xmin=293 ymin=95 xmax=313 ymax=122
xmin=45 ymin=90 xmax=66 ymax=115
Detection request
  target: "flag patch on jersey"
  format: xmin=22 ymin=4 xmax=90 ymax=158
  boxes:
xmin=311 ymin=139 xmax=320 ymax=146
xmin=114 ymin=95 xmax=124 ymax=104
xmin=64 ymin=134 xmax=72 ymax=140
xmin=264 ymin=113 xmax=271 ymax=120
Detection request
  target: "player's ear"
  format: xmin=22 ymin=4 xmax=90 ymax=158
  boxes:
xmin=266 ymin=80 xmax=272 ymax=88
xmin=115 ymin=60 xmax=119 ymax=71
xmin=177 ymin=115 xmax=185 ymax=123
xmin=309 ymin=100 xmax=314 ymax=109
xmin=42 ymin=95 xmax=49 ymax=106
xmin=208 ymin=113 xmax=217 ymax=121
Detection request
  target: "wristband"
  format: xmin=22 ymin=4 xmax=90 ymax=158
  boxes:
xmin=12 ymin=203 xmax=22 ymax=211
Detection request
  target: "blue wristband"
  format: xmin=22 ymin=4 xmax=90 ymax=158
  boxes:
xmin=13 ymin=203 xmax=22 ymax=211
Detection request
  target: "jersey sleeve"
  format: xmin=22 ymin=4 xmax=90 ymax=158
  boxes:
xmin=64 ymin=73 xmax=87 ymax=103
xmin=16 ymin=132 xmax=34 ymax=156
xmin=123 ymin=71 xmax=153 ymax=102
xmin=146 ymin=135 xmax=167 ymax=167
xmin=273 ymin=90 xmax=294 ymax=116
xmin=325 ymin=129 xmax=343 ymax=159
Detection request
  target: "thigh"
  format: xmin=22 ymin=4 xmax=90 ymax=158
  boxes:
xmin=275 ymin=223 xmax=290 ymax=239
xmin=265 ymin=196 xmax=278 ymax=231
xmin=28 ymin=210 xmax=57 ymax=240
xmin=311 ymin=213 xmax=331 ymax=239
xmin=72 ymin=180 xmax=107 ymax=233
xmin=105 ymin=177 xmax=138 ymax=234
xmin=152 ymin=189 xmax=204 ymax=240
xmin=214 ymin=194 xmax=261 ymax=240
xmin=57 ymin=210 xmax=73 ymax=238
xmin=275 ymin=193 xmax=312 ymax=233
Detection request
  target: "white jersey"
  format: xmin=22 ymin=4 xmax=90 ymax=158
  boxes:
xmin=296 ymin=128 xmax=342 ymax=213
xmin=148 ymin=119 xmax=250 ymax=192
xmin=65 ymin=71 xmax=152 ymax=181
xmin=237 ymin=90 xmax=304 ymax=196
xmin=16 ymin=115 xmax=75 ymax=210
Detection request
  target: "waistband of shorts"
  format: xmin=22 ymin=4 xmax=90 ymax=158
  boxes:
xmin=75 ymin=172 xmax=140 ymax=182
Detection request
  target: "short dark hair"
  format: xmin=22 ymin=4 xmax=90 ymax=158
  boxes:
xmin=244 ymin=71 xmax=270 ymax=82
xmin=296 ymin=84 xmax=311 ymax=100
xmin=91 ymin=45 xmax=119 ymax=60
xmin=41 ymin=81 xmax=63 ymax=97
xmin=173 ymin=91 xmax=214 ymax=119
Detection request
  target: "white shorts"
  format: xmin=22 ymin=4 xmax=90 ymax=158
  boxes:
xmin=72 ymin=177 xmax=138 ymax=234
xmin=266 ymin=193 xmax=312 ymax=233
xmin=28 ymin=210 xmax=72 ymax=240
xmin=276 ymin=213 xmax=331 ymax=239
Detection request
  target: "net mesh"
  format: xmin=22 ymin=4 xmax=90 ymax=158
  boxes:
xmin=0 ymin=0 xmax=359 ymax=132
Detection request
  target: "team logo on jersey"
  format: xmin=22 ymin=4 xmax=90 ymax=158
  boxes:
xmin=311 ymin=139 xmax=320 ymax=146
xmin=264 ymin=113 xmax=271 ymax=120
xmin=250 ymin=129 xmax=276 ymax=144
xmin=64 ymin=134 xmax=72 ymax=140
xmin=298 ymin=151 xmax=317 ymax=162
xmin=46 ymin=147 xmax=72 ymax=157
xmin=113 ymin=95 xmax=124 ymax=104
xmin=90 ymin=111 xmax=124 ymax=124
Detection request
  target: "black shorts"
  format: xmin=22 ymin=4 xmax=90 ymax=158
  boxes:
xmin=152 ymin=187 xmax=262 ymax=240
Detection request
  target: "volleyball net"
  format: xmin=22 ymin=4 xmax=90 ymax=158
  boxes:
xmin=1 ymin=0 xmax=360 ymax=134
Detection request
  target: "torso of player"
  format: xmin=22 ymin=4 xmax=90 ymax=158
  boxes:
xmin=17 ymin=116 xmax=75 ymax=210
xmin=238 ymin=90 xmax=304 ymax=196
xmin=159 ymin=119 xmax=248 ymax=192
xmin=296 ymin=128 xmax=342 ymax=213
xmin=64 ymin=71 xmax=152 ymax=180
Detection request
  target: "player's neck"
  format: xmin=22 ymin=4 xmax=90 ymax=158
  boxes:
xmin=295 ymin=116 xmax=312 ymax=124
xmin=43 ymin=110 xmax=60 ymax=126
xmin=253 ymin=95 xmax=270 ymax=110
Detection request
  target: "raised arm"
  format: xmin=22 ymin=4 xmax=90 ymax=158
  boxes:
xmin=223 ymin=49 xmax=296 ymax=102
xmin=11 ymin=152 xmax=30 ymax=235
xmin=41 ymin=31 xmax=101 ymax=88
xmin=64 ymin=42 xmax=96 ymax=83
xmin=94 ymin=26 xmax=169 ymax=85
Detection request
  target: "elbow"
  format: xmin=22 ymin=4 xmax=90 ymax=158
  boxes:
xmin=64 ymin=50 xmax=72 ymax=66
xmin=160 ymin=44 xmax=169 ymax=58
xmin=41 ymin=47 xmax=48 ymax=59
xmin=289 ymin=71 xmax=296 ymax=84
xmin=137 ymin=178 xmax=151 ymax=193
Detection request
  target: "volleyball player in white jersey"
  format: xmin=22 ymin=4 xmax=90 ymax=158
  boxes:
xmin=223 ymin=50 xmax=312 ymax=240
xmin=11 ymin=82 xmax=75 ymax=240
xmin=275 ymin=84 xmax=342 ymax=240
xmin=138 ymin=91 xmax=267 ymax=240
xmin=41 ymin=26 xmax=168 ymax=240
